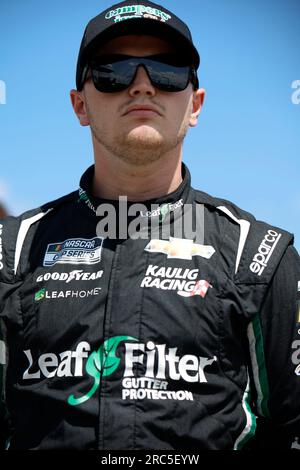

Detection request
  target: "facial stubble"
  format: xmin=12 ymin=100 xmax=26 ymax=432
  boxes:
xmin=86 ymin=100 xmax=192 ymax=167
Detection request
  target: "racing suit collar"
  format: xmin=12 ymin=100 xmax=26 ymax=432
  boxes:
xmin=78 ymin=163 xmax=193 ymax=216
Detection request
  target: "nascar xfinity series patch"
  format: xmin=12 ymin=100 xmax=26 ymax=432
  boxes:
xmin=43 ymin=237 xmax=103 ymax=267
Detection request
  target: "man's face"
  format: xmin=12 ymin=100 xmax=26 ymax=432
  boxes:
xmin=71 ymin=35 xmax=204 ymax=166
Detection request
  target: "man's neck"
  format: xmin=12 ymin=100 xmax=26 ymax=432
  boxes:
xmin=92 ymin=150 xmax=183 ymax=202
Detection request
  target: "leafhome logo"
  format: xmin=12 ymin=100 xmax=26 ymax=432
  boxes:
xmin=105 ymin=5 xmax=171 ymax=23
xmin=0 ymin=224 xmax=3 ymax=270
xmin=36 ymin=269 xmax=103 ymax=284
xmin=141 ymin=265 xmax=212 ymax=298
xmin=22 ymin=337 xmax=217 ymax=406
xmin=34 ymin=287 xmax=101 ymax=301
xmin=144 ymin=237 xmax=215 ymax=260
xmin=249 ymin=230 xmax=282 ymax=276
xmin=43 ymin=237 xmax=103 ymax=267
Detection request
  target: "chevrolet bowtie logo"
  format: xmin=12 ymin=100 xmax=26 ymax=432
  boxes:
xmin=144 ymin=237 xmax=215 ymax=260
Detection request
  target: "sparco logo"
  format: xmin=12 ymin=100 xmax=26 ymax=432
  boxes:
xmin=0 ymin=224 xmax=3 ymax=270
xmin=249 ymin=230 xmax=282 ymax=276
xmin=22 ymin=337 xmax=217 ymax=406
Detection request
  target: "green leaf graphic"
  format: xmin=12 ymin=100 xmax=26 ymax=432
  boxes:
xmin=160 ymin=204 xmax=170 ymax=221
xmin=68 ymin=335 xmax=137 ymax=406
xmin=35 ymin=288 xmax=45 ymax=302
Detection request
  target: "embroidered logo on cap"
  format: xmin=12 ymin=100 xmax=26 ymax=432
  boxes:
xmin=105 ymin=5 xmax=171 ymax=23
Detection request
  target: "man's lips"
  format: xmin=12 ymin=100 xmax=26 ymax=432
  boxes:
xmin=122 ymin=104 xmax=162 ymax=117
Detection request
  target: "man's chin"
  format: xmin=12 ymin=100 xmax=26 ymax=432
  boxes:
xmin=126 ymin=125 xmax=163 ymax=146
xmin=116 ymin=137 xmax=167 ymax=166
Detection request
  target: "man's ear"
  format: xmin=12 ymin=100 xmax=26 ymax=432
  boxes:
xmin=189 ymin=88 xmax=205 ymax=128
xmin=70 ymin=89 xmax=90 ymax=126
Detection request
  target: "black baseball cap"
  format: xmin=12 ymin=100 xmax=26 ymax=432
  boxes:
xmin=76 ymin=0 xmax=200 ymax=90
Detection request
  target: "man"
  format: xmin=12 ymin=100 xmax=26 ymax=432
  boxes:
xmin=0 ymin=0 xmax=299 ymax=450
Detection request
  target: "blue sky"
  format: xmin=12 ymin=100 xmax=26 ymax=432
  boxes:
xmin=1 ymin=0 xmax=299 ymax=249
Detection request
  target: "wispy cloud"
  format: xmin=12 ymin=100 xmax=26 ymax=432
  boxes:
xmin=0 ymin=179 xmax=10 ymax=201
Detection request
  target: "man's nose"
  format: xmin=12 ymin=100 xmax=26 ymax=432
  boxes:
xmin=128 ymin=65 xmax=156 ymax=96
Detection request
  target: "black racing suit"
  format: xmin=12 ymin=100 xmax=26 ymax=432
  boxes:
xmin=0 ymin=164 xmax=299 ymax=450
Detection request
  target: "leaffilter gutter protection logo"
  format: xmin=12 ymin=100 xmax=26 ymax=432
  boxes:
xmin=22 ymin=337 xmax=217 ymax=406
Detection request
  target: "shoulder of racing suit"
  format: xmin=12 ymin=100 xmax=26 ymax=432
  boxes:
xmin=193 ymin=187 xmax=294 ymax=283
xmin=0 ymin=190 xmax=77 ymax=284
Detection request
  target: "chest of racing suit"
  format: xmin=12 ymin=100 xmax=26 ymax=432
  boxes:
xmin=0 ymin=164 xmax=299 ymax=450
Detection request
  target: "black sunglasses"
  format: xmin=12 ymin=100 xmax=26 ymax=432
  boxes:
xmin=82 ymin=54 xmax=198 ymax=93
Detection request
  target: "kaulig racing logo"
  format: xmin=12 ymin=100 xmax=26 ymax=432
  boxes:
xmin=22 ymin=337 xmax=217 ymax=406
xmin=140 ymin=265 xmax=212 ymax=298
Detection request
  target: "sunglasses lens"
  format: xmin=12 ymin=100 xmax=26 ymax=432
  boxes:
xmin=91 ymin=60 xmax=135 ymax=92
xmin=145 ymin=59 xmax=190 ymax=92
xmin=89 ymin=55 xmax=191 ymax=93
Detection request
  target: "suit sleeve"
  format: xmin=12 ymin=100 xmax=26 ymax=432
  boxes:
xmin=0 ymin=327 xmax=9 ymax=449
xmin=0 ymin=219 xmax=7 ymax=448
xmin=248 ymin=244 xmax=300 ymax=448
xmin=0 ymin=218 xmax=15 ymax=449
